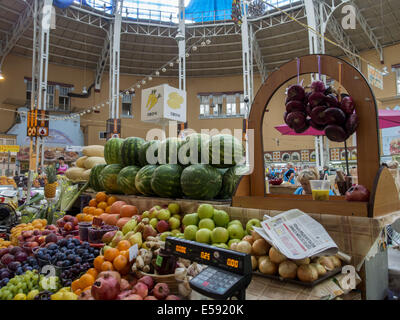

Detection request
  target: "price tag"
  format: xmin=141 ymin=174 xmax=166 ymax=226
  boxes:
xmin=129 ymin=244 xmax=138 ymax=262
xmin=92 ymin=217 xmax=103 ymax=228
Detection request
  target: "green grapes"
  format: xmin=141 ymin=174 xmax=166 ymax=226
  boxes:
xmin=0 ymin=270 xmax=44 ymax=300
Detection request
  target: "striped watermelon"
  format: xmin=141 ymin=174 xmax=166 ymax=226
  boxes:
xmin=218 ymin=165 xmax=248 ymax=199
xmin=158 ymin=137 xmax=184 ymax=165
xmin=89 ymin=164 xmax=107 ymax=191
xmin=117 ymin=165 xmax=141 ymax=195
xmin=178 ymin=133 xmax=210 ymax=166
xmin=135 ymin=165 xmax=158 ymax=196
xmin=138 ymin=140 xmax=160 ymax=167
xmin=104 ymin=138 xmax=124 ymax=165
xmin=121 ymin=137 xmax=145 ymax=167
xmin=151 ymin=164 xmax=183 ymax=198
xmin=180 ymin=164 xmax=222 ymax=200
xmin=209 ymin=134 xmax=244 ymax=168
xmin=99 ymin=164 xmax=123 ymax=194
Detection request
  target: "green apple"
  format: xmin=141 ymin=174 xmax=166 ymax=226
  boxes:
xmin=195 ymin=228 xmax=212 ymax=244
xmin=184 ymin=225 xmax=198 ymax=241
xmin=149 ymin=206 xmax=161 ymax=219
xmin=211 ymin=227 xmax=229 ymax=243
xmin=168 ymin=203 xmax=180 ymax=215
xmin=213 ymin=243 xmax=229 ymax=249
xmin=142 ymin=211 xmax=150 ymax=219
xmin=150 ymin=218 xmax=158 ymax=229
xmin=177 ymin=233 xmax=185 ymax=239
xmin=182 ymin=213 xmax=199 ymax=226
xmin=157 ymin=209 xmax=171 ymax=221
xmin=228 ymin=220 xmax=243 ymax=228
xmin=172 ymin=214 xmax=181 ymax=221
xmin=197 ymin=204 xmax=214 ymax=219
xmin=171 ymin=229 xmax=180 ymax=236
xmin=198 ymin=218 xmax=215 ymax=230
xmin=246 ymin=218 xmax=261 ymax=234
xmin=227 ymin=224 xmax=245 ymax=240
xmin=160 ymin=231 xmax=173 ymax=241
xmin=228 ymin=239 xmax=241 ymax=247
xmin=169 ymin=217 xmax=181 ymax=230
xmin=213 ymin=210 xmax=230 ymax=227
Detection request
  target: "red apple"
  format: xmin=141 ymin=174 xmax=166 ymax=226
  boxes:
xmin=71 ymin=217 xmax=79 ymax=226
xmin=74 ymin=225 xmax=79 ymax=230
xmin=37 ymin=236 xmax=46 ymax=245
xmin=132 ymin=282 xmax=148 ymax=298
xmin=57 ymin=220 xmax=66 ymax=228
xmin=156 ymin=220 xmax=170 ymax=233
xmin=153 ymin=283 xmax=170 ymax=300
xmin=28 ymin=242 xmax=39 ymax=248
xmin=138 ymin=276 xmax=154 ymax=291
xmin=33 ymin=230 xmax=40 ymax=236
xmin=64 ymin=222 xmax=73 ymax=231
xmin=63 ymin=215 xmax=73 ymax=222
xmin=25 ymin=236 xmax=35 ymax=243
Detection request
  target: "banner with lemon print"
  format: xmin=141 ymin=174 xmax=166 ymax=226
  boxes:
xmin=141 ymin=84 xmax=186 ymax=123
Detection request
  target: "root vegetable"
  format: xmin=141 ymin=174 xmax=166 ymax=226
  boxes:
xmin=251 ymin=256 xmax=258 ymax=270
xmin=236 ymin=241 xmax=252 ymax=254
xmin=316 ymin=256 xmax=335 ymax=271
xmin=297 ymin=264 xmax=318 ymax=282
xmin=310 ymin=263 xmax=327 ymax=276
xmin=251 ymin=230 xmax=263 ymax=241
xmin=259 ymin=257 xmax=278 ymax=275
xmin=330 ymin=256 xmax=342 ymax=269
xmin=257 ymin=256 xmax=268 ymax=264
xmin=278 ymin=261 xmax=297 ymax=279
xmin=242 ymin=235 xmax=254 ymax=245
xmin=293 ymin=258 xmax=310 ymax=266
xmin=252 ymin=239 xmax=269 ymax=256
xmin=269 ymin=247 xmax=287 ymax=264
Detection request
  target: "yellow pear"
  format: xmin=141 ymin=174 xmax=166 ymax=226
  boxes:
xmin=128 ymin=232 xmax=142 ymax=248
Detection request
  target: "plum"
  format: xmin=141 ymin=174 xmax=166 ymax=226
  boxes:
xmin=9 ymin=247 xmax=23 ymax=255
xmin=325 ymin=125 xmax=347 ymax=142
xmin=311 ymin=80 xmax=326 ymax=93
xmin=345 ymin=113 xmax=359 ymax=135
xmin=0 ymin=248 xmax=8 ymax=258
xmin=286 ymin=111 xmax=307 ymax=130
xmin=287 ymin=85 xmax=306 ymax=102
xmin=8 ymin=261 xmax=21 ymax=272
xmin=0 ymin=269 xmax=11 ymax=280
xmin=311 ymin=106 xmax=328 ymax=126
xmin=325 ymin=94 xmax=340 ymax=108
xmin=14 ymin=251 xmax=28 ymax=263
xmin=308 ymin=92 xmax=326 ymax=108
xmin=325 ymin=108 xmax=346 ymax=125
xmin=285 ymin=100 xmax=306 ymax=113
xmin=340 ymin=96 xmax=355 ymax=115
xmin=1 ymin=254 xmax=14 ymax=265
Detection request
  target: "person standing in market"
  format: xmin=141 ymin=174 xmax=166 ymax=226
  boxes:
xmin=294 ymin=168 xmax=335 ymax=195
xmin=283 ymin=162 xmax=296 ymax=184
xmin=320 ymin=165 xmax=330 ymax=180
xmin=56 ymin=157 xmax=69 ymax=175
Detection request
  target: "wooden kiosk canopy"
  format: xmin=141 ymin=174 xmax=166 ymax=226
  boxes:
xmin=233 ymin=54 xmax=400 ymax=218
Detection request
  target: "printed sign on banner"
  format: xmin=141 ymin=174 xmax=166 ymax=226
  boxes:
xmin=141 ymin=84 xmax=186 ymax=123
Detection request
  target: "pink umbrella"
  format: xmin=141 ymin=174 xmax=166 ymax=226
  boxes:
xmin=275 ymin=109 xmax=400 ymax=136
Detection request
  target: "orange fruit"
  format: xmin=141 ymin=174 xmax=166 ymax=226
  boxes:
xmin=86 ymin=268 xmax=98 ymax=279
xmin=93 ymin=208 xmax=104 ymax=216
xmin=117 ymin=240 xmax=131 ymax=251
xmin=97 ymin=201 xmax=108 ymax=210
xmin=101 ymin=261 xmax=114 ymax=271
xmin=80 ymin=274 xmax=95 ymax=288
xmin=104 ymin=248 xmax=119 ymax=262
xmin=95 ymin=192 xmax=107 ymax=203
xmin=84 ymin=215 xmax=94 ymax=222
xmin=71 ymin=279 xmax=81 ymax=292
xmin=88 ymin=207 xmax=96 ymax=215
xmin=107 ymin=196 xmax=117 ymax=206
xmin=94 ymin=256 xmax=105 ymax=271
xmin=83 ymin=206 xmax=90 ymax=214
xmin=89 ymin=199 xmax=98 ymax=207
xmin=105 ymin=206 xmax=111 ymax=213
xmin=120 ymin=250 xmax=129 ymax=259
xmin=113 ymin=255 xmax=128 ymax=271
xmin=76 ymin=213 xmax=86 ymax=222
xmin=74 ymin=289 xmax=82 ymax=296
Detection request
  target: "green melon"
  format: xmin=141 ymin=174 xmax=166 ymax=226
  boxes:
xmin=218 ymin=165 xmax=248 ymax=199
xmin=121 ymin=137 xmax=145 ymax=167
xmin=89 ymin=164 xmax=107 ymax=192
xmin=138 ymin=140 xmax=160 ymax=167
xmin=99 ymin=164 xmax=123 ymax=194
xmin=209 ymin=134 xmax=244 ymax=168
xmin=158 ymin=137 xmax=184 ymax=165
xmin=180 ymin=164 xmax=222 ymax=200
xmin=104 ymin=138 xmax=124 ymax=165
xmin=178 ymin=133 xmax=210 ymax=166
xmin=151 ymin=164 xmax=183 ymax=198
xmin=135 ymin=165 xmax=158 ymax=196
xmin=117 ymin=165 xmax=141 ymax=195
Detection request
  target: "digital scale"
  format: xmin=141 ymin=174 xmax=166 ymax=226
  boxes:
xmin=165 ymin=237 xmax=252 ymax=300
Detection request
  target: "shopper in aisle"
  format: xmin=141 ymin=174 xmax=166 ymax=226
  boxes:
xmin=56 ymin=157 xmax=69 ymax=175
xmin=283 ymin=162 xmax=295 ymax=184
xmin=294 ymin=167 xmax=335 ymax=195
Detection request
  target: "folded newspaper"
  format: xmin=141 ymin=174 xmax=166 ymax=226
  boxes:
xmin=254 ymin=209 xmax=338 ymax=260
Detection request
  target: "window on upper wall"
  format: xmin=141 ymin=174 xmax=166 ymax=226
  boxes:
xmin=58 ymin=87 xmax=71 ymax=112
xmin=396 ymin=68 xmax=400 ymax=96
xmin=99 ymin=131 xmax=107 ymax=140
xmin=212 ymin=95 xmax=223 ymax=116
xmin=226 ymin=95 xmax=237 ymax=116
xmin=121 ymin=93 xmax=134 ymax=118
xmin=46 ymin=85 xmax=55 ymax=110
xmin=199 ymin=96 xmax=210 ymax=116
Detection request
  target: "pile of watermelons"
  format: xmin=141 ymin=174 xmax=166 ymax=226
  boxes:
xmin=89 ymin=134 xmax=247 ymax=200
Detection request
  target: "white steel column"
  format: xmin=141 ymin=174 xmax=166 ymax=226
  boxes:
xmin=178 ymin=0 xmax=186 ymax=91
xmin=241 ymin=0 xmax=253 ymax=111
xmin=110 ymin=0 xmax=123 ymax=119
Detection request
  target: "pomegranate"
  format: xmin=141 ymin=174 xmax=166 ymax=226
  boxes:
xmin=123 ymin=294 xmax=143 ymax=300
xmin=120 ymin=278 xmax=131 ymax=291
xmin=91 ymin=273 xmax=121 ymax=300
xmin=97 ymin=271 xmax=121 ymax=284
xmin=153 ymin=283 xmax=170 ymax=300
xmin=138 ymin=275 xmax=154 ymax=290
xmin=166 ymin=295 xmax=181 ymax=300
xmin=132 ymin=282 xmax=148 ymax=298
xmin=117 ymin=290 xmax=133 ymax=300
xmin=345 ymin=185 xmax=370 ymax=202
xmin=78 ymin=289 xmax=95 ymax=300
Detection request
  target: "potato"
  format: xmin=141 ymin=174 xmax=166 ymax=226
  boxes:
xmin=259 ymin=257 xmax=278 ymax=275
xmin=278 ymin=261 xmax=297 ymax=279
xmin=252 ymin=239 xmax=270 ymax=256
xmin=297 ymin=264 xmax=318 ymax=282
xmin=269 ymin=247 xmax=287 ymax=264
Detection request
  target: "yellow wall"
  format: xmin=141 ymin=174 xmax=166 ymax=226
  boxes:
xmin=0 ymin=43 xmax=399 ymax=151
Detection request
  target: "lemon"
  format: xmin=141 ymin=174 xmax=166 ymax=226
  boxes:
xmin=50 ymin=292 xmax=64 ymax=300
xmin=27 ymin=290 xmax=40 ymax=300
xmin=59 ymin=287 xmax=71 ymax=293
xmin=13 ymin=293 xmax=27 ymax=300
xmin=63 ymin=292 xmax=78 ymax=300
